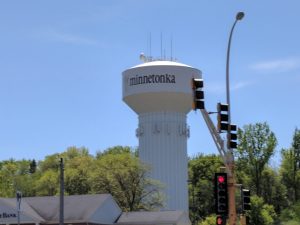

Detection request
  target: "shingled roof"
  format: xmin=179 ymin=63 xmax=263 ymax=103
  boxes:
xmin=0 ymin=194 xmax=122 ymax=225
xmin=117 ymin=211 xmax=191 ymax=225
xmin=1 ymin=195 xmax=191 ymax=225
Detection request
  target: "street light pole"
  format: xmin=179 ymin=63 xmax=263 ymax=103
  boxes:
xmin=226 ymin=11 xmax=244 ymax=131
xmin=225 ymin=12 xmax=245 ymax=225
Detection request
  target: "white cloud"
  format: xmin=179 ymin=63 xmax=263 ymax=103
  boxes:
xmin=250 ymin=58 xmax=300 ymax=73
xmin=205 ymin=83 xmax=224 ymax=94
xmin=206 ymin=81 xmax=252 ymax=94
xmin=231 ymin=81 xmax=253 ymax=91
xmin=39 ymin=30 xmax=100 ymax=46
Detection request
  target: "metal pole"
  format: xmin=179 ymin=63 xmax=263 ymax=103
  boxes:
xmin=225 ymin=12 xmax=245 ymax=225
xmin=59 ymin=158 xmax=64 ymax=225
xmin=16 ymin=191 xmax=21 ymax=225
xmin=226 ymin=19 xmax=237 ymax=128
xmin=226 ymin=12 xmax=244 ymax=130
xmin=192 ymin=182 xmax=195 ymax=225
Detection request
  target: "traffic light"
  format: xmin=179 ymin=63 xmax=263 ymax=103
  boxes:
xmin=227 ymin=124 xmax=237 ymax=149
xmin=191 ymin=78 xmax=205 ymax=110
xmin=214 ymin=173 xmax=228 ymax=215
xmin=16 ymin=191 xmax=22 ymax=210
xmin=216 ymin=215 xmax=226 ymax=225
xmin=16 ymin=191 xmax=22 ymax=202
xmin=217 ymin=103 xmax=229 ymax=132
xmin=242 ymin=189 xmax=251 ymax=211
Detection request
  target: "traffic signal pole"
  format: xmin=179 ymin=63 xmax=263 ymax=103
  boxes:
xmin=227 ymin=162 xmax=237 ymax=225
xmin=224 ymin=12 xmax=245 ymax=225
xmin=240 ymin=214 xmax=246 ymax=225
xmin=200 ymin=109 xmax=231 ymax=175
xmin=200 ymin=109 xmax=237 ymax=224
xmin=192 ymin=11 xmax=245 ymax=225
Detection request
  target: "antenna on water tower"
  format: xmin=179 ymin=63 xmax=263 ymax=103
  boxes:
xmin=160 ymin=32 xmax=163 ymax=60
xmin=171 ymin=35 xmax=173 ymax=61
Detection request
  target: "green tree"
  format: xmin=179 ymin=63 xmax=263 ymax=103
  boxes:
xmin=34 ymin=170 xmax=58 ymax=196
xmin=0 ymin=159 xmax=18 ymax=197
xmin=197 ymin=215 xmax=216 ymax=225
xmin=96 ymin=145 xmax=133 ymax=158
xmin=29 ymin=159 xmax=37 ymax=174
xmin=39 ymin=153 xmax=60 ymax=172
xmin=0 ymin=159 xmax=37 ymax=197
xmin=33 ymin=147 xmax=94 ymax=196
xmin=247 ymin=195 xmax=277 ymax=225
xmin=62 ymin=146 xmax=90 ymax=160
xmin=280 ymin=201 xmax=300 ymax=224
xmin=280 ymin=128 xmax=300 ymax=203
xmin=236 ymin=122 xmax=277 ymax=196
xmin=260 ymin=167 xmax=287 ymax=213
xmin=64 ymin=147 xmax=94 ymax=195
xmin=90 ymin=146 xmax=164 ymax=211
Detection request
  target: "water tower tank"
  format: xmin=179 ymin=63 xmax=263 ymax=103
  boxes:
xmin=122 ymin=60 xmax=201 ymax=211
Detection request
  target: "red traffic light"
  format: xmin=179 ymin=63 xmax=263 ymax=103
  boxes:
xmin=215 ymin=173 xmax=228 ymax=215
xmin=218 ymin=176 xmax=225 ymax=183
xmin=216 ymin=216 xmax=225 ymax=225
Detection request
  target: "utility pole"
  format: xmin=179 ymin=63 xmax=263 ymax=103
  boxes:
xmin=16 ymin=191 xmax=22 ymax=225
xmin=59 ymin=158 xmax=64 ymax=225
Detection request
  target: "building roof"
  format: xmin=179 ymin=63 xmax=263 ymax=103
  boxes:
xmin=0 ymin=194 xmax=122 ymax=225
xmin=1 ymin=195 xmax=191 ymax=225
xmin=0 ymin=197 xmax=45 ymax=222
xmin=117 ymin=211 xmax=191 ymax=225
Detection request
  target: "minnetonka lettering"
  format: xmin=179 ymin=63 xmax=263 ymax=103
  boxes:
xmin=129 ymin=74 xmax=176 ymax=86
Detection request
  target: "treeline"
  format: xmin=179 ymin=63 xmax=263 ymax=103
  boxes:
xmin=0 ymin=146 xmax=163 ymax=212
xmin=0 ymin=123 xmax=300 ymax=225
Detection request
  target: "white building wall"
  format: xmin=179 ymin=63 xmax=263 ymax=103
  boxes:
xmin=137 ymin=112 xmax=189 ymax=211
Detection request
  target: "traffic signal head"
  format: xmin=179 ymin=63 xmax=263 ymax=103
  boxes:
xmin=216 ymin=215 xmax=226 ymax=225
xmin=242 ymin=189 xmax=251 ymax=211
xmin=230 ymin=124 xmax=237 ymax=131
xmin=191 ymin=78 xmax=203 ymax=90
xmin=217 ymin=103 xmax=229 ymax=132
xmin=191 ymin=78 xmax=205 ymax=110
xmin=217 ymin=103 xmax=229 ymax=112
xmin=16 ymin=191 xmax=22 ymax=201
xmin=227 ymin=124 xmax=238 ymax=149
xmin=214 ymin=173 xmax=228 ymax=215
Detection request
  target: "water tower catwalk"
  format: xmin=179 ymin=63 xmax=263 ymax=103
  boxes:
xmin=122 ymin=60 xmax=201 ymax=211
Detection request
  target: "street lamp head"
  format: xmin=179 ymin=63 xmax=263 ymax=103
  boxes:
xmin=236 ymin=12 xmax=245 ymax=21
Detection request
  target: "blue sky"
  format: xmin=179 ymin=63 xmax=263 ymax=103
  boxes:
xmin=0 ymin=1 xmax=299 ymax=166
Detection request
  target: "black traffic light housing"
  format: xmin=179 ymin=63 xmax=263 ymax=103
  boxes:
xmin=191 ymin=78 xmax=205 ymax=110
xmin=227 ymin=124 xmax=237 ymax=149
xmin=214 ymin=173 xmax=228 ymax=215
xmin=217 ymin=103 xmax=229 ymax=132
xmin=242 ymin=189 xmax=251 ymax=211
xmin=16 ymin=191 xmax=22 ymax=202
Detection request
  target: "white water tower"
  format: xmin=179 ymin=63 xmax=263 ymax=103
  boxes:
xmin=122 ymin=59 xmax=201 ymax=211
